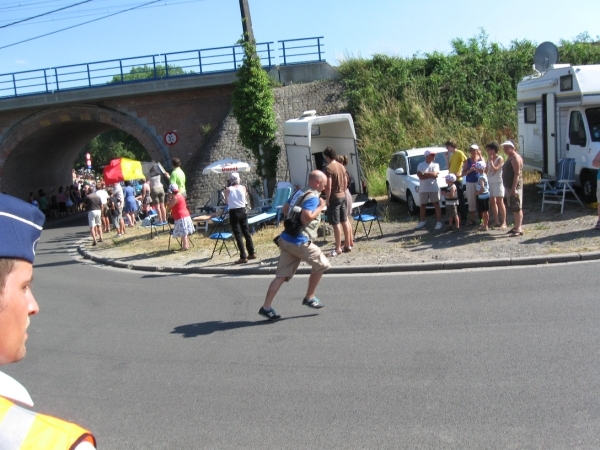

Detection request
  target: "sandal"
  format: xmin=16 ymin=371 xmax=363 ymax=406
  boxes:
xmin=506 ymin=228 xmax=516 ymax=234
xmin=330 ymin=250 xmax=340 ymax=257
xmin=508 ymin=231 xmax=523 ymax=237
xmin=477 ymin=226 xmax=488 ymax=231
xmin=343 ymin=246 xmax=352 ymax=253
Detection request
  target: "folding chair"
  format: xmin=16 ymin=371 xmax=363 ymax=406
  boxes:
xmin=247 ymin=186 xmax=293 ymax=233
xmin=353 ymin=199 xmax=383 ymax=240
xmin=199 ymin=189 xmax=226 ymax=214
xmin=540 ymin=158 xmax=584 ymax=213
xmin=208 ymin=207 xmax=238 ymax=259
xmin=168 ymin=224 xmax=196 ymax=250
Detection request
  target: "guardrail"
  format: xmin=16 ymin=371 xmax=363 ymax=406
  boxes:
xmin=0 ymin=36 xmax=325 ymax=99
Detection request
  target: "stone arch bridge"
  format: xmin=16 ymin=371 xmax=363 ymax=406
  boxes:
xmin=0 ymin=62 xmax=344 ymax=210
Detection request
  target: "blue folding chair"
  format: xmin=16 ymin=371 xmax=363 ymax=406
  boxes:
xmin=208 ymin=207 xmax=238 ymax=259
xmin=353 ymin=199 xmax=383 ymax=240
xmin=540 ymin=158 xmax=584 ymax=213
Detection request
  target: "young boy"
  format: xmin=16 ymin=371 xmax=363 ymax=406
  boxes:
xmin=444 ymin=174 xmax=460 ymax=231
xmin=474 ymin=161 xmax=490 ymax=231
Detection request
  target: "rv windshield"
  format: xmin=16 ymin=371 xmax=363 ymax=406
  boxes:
xmin=586 ymin=108 xmax=600 ymax=142
xmin=408 ymin=153 xmax=448 ymax=175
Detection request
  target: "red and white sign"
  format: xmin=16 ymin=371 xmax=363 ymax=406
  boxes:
xmin=164 ymin=131 xmax=178 ymax=146
xmin=221 ymin=165 xmax=238 ymax=172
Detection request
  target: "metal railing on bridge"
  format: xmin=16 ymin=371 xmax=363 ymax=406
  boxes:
xmin=0 ymin=36 xmax=325 ymax=99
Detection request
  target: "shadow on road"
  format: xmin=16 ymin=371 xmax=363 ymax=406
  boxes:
xmin=171 ymin=314 xmax=319 ymax=337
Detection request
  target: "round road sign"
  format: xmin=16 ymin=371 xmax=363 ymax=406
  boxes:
xmin=164 ymin=131 xmax=178 ymax=146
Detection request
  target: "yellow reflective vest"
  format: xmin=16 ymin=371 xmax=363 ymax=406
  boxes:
xmin=0 ymin=396 xmax=96 ymax=449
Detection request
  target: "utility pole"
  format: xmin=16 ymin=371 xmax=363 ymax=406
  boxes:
xmin=238 ymin=0 xmax=255 ymax=43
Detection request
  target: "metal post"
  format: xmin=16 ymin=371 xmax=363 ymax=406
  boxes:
xmin=164 ymin=54 xmax=169 ymax=77
xmin=267 ymin=42 xmax=272 ymax=67
xmin=43 ymin=69 xmax=49 ymax=93
xmin=281 ymin=41 xmax=287 ymax=65
xmin=238 ymin=0 xmax=255 ymax=43
xmin=12 ymin=73 xmax=16 ymax=97
xmin=317 ymin=37 xmax=322 ymax=62
xmin=198 ymin=50 xmax=203 ymax=74
xmin=54 ymin=68 xmax=59 ymax=91
xmin=87 ymin=64 xmax=91 ymax=86
xmin=232 ymin=47 xmax=237 ymax=69
xmin=119 ymin=60 xmax=124 ymax=82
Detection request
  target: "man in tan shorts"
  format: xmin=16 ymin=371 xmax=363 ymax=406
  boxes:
xmin=259 ymin=171 xmax=330 ymax=321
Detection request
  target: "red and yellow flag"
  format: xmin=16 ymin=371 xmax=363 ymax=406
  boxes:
xmin=102 ymin=158 xmax=145 ymax=185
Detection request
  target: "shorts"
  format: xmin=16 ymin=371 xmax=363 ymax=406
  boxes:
xmin=151 ymin=186 xmax=165 ymax=205
xmin=505 ymin=188 xmax=523 ymax=212
xmin=489 ymin=182 xmax=505 ymax=198
xmin=275 ymin=239 xmax=331 ymax=281
xmin=446 ymin=204 xmax=458 ymax=218
xmin=477 ymin=197 xmax=490 ymax=212
xmin=465 ymin=182 xmax=478 ymax=212
xmin=419 ymin=191 xmax=440 ymax=205
xmin=101 ymin=204 xmax=109 ymax=217
xmin=88 ymin=210 xmax=101 ymax=227
xmin=327 ymin=196 xmax=347 ymax=225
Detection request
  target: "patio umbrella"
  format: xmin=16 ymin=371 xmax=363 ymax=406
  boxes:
xmin=202 ymin=158 xmax=251 ymax=175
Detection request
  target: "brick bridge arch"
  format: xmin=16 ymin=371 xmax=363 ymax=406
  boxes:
xmin=0 ymin=105 xmax=167 ymax=197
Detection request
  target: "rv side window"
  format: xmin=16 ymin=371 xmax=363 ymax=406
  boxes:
xmin=311 ymin=125 xmax=320 ymax=136
xmin=585 ymin=108 xmax=600 ymax=142
xmin=524 ymin=104 xmax=536 ymax=124
xmin=569 ymin=111 xmax=587 ymax=147
xmin=560 ymin=75 xmax=573 ymax=92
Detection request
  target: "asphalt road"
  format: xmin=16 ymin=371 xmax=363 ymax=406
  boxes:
xmin=4 ymin=218 xmax=600 ymax=449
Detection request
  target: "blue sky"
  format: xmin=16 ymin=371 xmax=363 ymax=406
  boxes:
xmin=0 ymin=0 xmax=599 ymax=76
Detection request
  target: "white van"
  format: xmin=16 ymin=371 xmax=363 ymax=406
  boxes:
xmin=283 ymin=111 xmax=365 ymax=194
xmin=517 ymin=42 xmax=600 ymax=201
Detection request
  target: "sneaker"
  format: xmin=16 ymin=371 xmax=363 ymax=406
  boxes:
xmin=434 ymin=222 xmax=443 ymax=230
xmin=415 ymin=221 xmax=426 ymax=229
xmin=302 ymin=297 xmax=325 ymax=309
xmin=247 ymin=254 xmax=257 ymax=260
xmin=258 ymin=307 xmax=281 ymax=321
xmin=234 ymin=258 xmax=248 ymax=264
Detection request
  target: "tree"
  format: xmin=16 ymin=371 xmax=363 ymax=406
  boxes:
xmin=231 ymin=38 xmax=278 ymax=186
xmin=110 ymin=64 xmax=187 ymax=83
xmin=76 ymin=130 xmax=150 ymax=169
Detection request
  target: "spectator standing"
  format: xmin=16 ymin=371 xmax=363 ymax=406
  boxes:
xmin=335 ymin=154 xmax=355 ymax=252
xmin=444 ymin=174 xmax=460 ymax=231
xmin=83 ymin=186 xmax=103 ymax=246
xmin=485 ymin=141 xmax=506 ymax=229
xmin=474 ymin=161 xmax=490 ymax=231
xmin=501 ymin=140 xmax=524 ymax=237
xmin=592 ymin=150 xmax=600 ymax=229
xmin=260 ymin=171 xmax=330 ymax=321
xmin=461 ymin=144 xmax=485 ymax=226
xmin=49 ymin=188 xmax=58 ymax=218
xmin=323 ymin=147 xmax=352 ymax=257
xmin=149 ymin=172 xmax=167 ymax=224
xmin=111 ymin=183 xmax=126 ymax=236
xmin=415 ymin=149 xmax=443 ymax=230
xmin=0 ymin=194 xmax=97 ymax=449
xmin=166 ymin=183 xmax=194 ymax=251
xmin=95 ymin=182 xmax=110 ymax=232
xmin=65 ymin=185 xmax=74 ymax=215
xmin=123 ymin=181 xmax=138 ymax=227
xmin=445 ymin=140 xmax=468 ymax=221
xmin=141 ymin=178 xmax=152 ymax=216
xmin=169 ymin=158 xmax=186 ymax=197
xmin=56 ymin=186 xmax=67 ymax=217
xmin=37 ymin=189 xmax=48 ymax=218
xmin=224 ymin=172 xmax=256 ymax=264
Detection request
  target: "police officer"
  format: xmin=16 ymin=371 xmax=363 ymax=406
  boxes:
xmin=0 ymin=194 xmax=97 ymax=449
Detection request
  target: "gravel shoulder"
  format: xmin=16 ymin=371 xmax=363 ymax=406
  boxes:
xmin=84 ymin=183 xmax=600 ymax=270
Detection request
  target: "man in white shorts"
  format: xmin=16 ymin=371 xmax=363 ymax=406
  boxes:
xmin=83 ymin=186 xmax=102 ymax=246
xmin=415 ymin=150 xmax=443 ymax=230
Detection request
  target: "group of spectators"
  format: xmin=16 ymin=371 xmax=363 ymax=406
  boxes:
xmin=416 ymin=139 xmax=524 ymax=237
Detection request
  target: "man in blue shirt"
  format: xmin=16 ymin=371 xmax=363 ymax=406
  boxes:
xmin=259 ymin=171 xmax=330 ymax=321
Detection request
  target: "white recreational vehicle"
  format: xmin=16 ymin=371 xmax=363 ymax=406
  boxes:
xmin=283 ymin=111 xmax=365 ymax=194
xmin=517 ymin=42 xmax=600 ymax=201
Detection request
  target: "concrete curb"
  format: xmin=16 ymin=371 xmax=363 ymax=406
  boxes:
xmin=77 ymin=245 xmax=600 ymax=275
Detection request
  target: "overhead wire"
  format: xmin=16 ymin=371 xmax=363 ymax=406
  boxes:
xmin=0 ymin=0 xmax=165 ymax=51
xmin=0 ymin=0 xmax=93 ymax=29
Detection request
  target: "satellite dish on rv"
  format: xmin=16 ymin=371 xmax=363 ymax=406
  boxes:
xmin=534 ymin=42 xmax=559 ymax=73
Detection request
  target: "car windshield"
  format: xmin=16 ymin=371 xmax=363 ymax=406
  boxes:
xmin=586 ymin=107 xmax=600 ymax=142
xmin=408 ymin=153 xmax=448 ymax=175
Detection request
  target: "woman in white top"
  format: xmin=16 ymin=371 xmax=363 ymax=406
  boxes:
xmin=225 ymin=172 xmax=256 ymax=264
xmin=485 ymin=141 xmax=506 ymax=229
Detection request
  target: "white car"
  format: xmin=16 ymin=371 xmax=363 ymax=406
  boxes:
xmin=386 ymin=147 xmax=450 ymax=215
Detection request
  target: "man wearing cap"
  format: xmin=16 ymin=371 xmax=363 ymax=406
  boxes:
xmin=224 ymin=172 xmax=256 ymax=264
xmin=445 ymin=140 xmax=468 ymax=221
xmin=83 ymin=185 xmax=103 ymax=246
xmin=415 ymin=150 xmax=443 ymax=230
xmin=0 ymin=194 xmax=97 ymax=449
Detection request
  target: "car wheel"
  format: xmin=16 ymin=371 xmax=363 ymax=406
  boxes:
xmin=386 ymin=182 xmax=396 ymax=202
xmin=407 ymin=191 xmax=416 ymax=215
xmin=581 ymin=171 xmax=597 ymax=203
